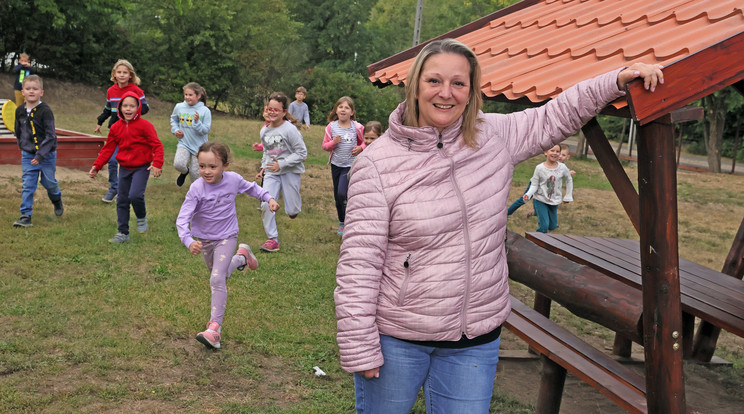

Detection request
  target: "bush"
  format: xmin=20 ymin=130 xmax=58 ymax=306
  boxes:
xmin=281 ymin=67 xmax=404 ymax=129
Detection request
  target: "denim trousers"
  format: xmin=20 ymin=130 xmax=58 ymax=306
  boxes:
xmin=116 ymin=164 xmax=150 ymax=235
xmin=20 ymin=150 xmax=62 ymax=215
xmin=108 ymin=148 xmax=119 ymax=192
xmin=507 ymin=183 xmax=531 ymax=215
xmin=533 ymin=199 xmax=559 ymax=233
xmin=331 ymin=164 xmax=351 ymax=222
xmin=354 ymin=334 xmax=501 ymax=414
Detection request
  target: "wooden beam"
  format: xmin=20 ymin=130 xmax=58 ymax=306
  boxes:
xmin=582 ymin=118 xmax=640 ymax=234
xmin=626 ymin=30 xmax=744 ymax=125
xmin=669 ymin=106 xmax=704 ymax=124
xmin=692 ymin=217 xmax=744 ymax=361
xmin=506 ymin=231 xmax=644 ymax=343
xmin=636 ymin=114 xmax=687 ymax=413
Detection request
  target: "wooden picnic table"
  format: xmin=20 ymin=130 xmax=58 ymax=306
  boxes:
xmin=524 ymin=232 xmax=744 ymax=351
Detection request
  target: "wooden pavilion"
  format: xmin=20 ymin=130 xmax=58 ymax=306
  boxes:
xmin=366 ymin=0 xmax=744 ymax=412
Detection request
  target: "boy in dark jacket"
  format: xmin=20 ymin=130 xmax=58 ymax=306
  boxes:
xmin=13 ymin=74 xmax=63 ymax=228
xmin=13 ymin=53 xmax=34 ymax=107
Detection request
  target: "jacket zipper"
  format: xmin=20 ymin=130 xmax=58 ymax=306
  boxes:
xmin=438 ymin=133 xmax=473 ymax=336
xmin=398 ymin=254 xmax=412 ymax=306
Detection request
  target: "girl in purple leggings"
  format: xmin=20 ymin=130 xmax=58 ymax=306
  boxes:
xmin=176 ymin=142 xmax=279 ymax=349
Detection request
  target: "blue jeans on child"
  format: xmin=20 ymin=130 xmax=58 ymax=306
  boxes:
xmin=116 ymin=164 xmax=150 ymax=235
xmin=533 ymin=199 xmax=559 ymax=233
xmin=353 ymin=334 xmax=501 ymax=414
xmin=108 ymin=148 xmax=119 ymax=193
xmin=507 ymin=183 xmax=531 ymax=215
xmin=331 ymin=164 xmax=351 ymax=222
xmin=20 ymin=150 xmax=62 ymax=216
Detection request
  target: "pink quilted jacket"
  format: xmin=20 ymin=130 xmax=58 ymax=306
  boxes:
xmin=334 ymin=69 xmax=624 ymax=373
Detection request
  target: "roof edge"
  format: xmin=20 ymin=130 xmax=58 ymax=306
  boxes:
xmin=366 ymin=0 xmax=542 ymax=77
xmin=627 ymin=30 xmax=744 ymax=125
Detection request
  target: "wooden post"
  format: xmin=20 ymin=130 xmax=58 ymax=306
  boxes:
xmin=691 ymin=217 xmax=744 ymax=361
xmin=636 ymin=114 xmax=687 ymax=413
xmin=536 ymin=356 xmax=566 ymax=414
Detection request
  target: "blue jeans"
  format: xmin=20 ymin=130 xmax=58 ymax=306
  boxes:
xmin=507 ymin=183 xmax=531 ymax=215
xmin=533 ymin=199 xmax=559 ymax=233
xmin=108 ymin=148 xmax=119 ymax=193
xmin=354 ymin=334 xmax=501 ymax=414
xmin=116 ymin=164 xmax=150 ymax=235
xmin=20 ymin=151 xmax=62 ymax=216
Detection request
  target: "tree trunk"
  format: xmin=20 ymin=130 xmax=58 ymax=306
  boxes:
xmin=615 ymin=119 xmax=627 ymax=156
xmin=732 ymin=113 xmax=741 ymax=174
xmin=575 ymin=130 xmax=586 ymax=159
xmin=703 ymin=94 xmax=726 ymax=173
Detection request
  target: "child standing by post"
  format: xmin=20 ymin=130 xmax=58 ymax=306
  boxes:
xmin=322 ymin=96 xmax=364 ymax=235
xmin=177 ymin=142 xmax=279 ymax=349
xmin=523 ymin=144 xmax=573 ymax=233
xmin=171 ymin=82 xmax=211 ymax=187
xmin=12 ymin=75 xmax=63 ymax=227
xmin=256 ymin=92 xmax=307 ymax=252
xmin=13 ymin=53 xmax=34 ymax=107
xmin=89 ymin=92 xmax=163 ymax=243
xmin=288 ymin=86 xmax=311 ymax=131
xmin=94 ymin=59 xmax=150 ymax=203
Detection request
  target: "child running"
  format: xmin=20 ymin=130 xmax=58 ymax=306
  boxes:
xmin=176 ymin=142 xmax=279 ymax=349
xmin=89 ymin=92 xmax=163 ymax=243
xmin=256 ymin=92 xmax=307 ymax=252
xmin=12 ymin=75 xmax=63 ymax=227
xmin=94 ymin=59 xmax=150 ymax=203
xmin=522 ymin=144 xmax=573 ymax=233
xmin=321 ymin=96 xmax=364 ymax=236
xmin=171 ymin=82 xmax=212 ymax=187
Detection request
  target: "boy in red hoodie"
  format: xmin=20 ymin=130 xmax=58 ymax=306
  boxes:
xmin=89 ymin=92 xmax=164 ymax=243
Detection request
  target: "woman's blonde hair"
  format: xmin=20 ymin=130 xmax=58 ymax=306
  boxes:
xmin=109 ymin=59 xmax=141 ymax=85
xmin=403 ymin=38 xmax=482 ymax=148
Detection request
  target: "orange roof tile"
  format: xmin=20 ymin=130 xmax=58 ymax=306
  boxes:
xmin=368 ymin=0 xmax=744 ymax=109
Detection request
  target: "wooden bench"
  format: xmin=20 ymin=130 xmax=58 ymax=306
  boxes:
xmin=505 ymin=295 xmax=648 ymax=414
xmin=525 ymin=231 xmax=744 ymax=358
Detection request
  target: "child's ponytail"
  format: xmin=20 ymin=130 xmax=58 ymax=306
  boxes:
xmin=184 ymin=82 xmax=207 ymax=104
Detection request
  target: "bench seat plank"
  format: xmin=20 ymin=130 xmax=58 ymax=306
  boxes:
xmin=506 ymin=296 xmax=648 ymax=413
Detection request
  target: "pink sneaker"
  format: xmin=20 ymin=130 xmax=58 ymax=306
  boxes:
xmin=259 ymin=239 xmax=280 ymax=253
xmin=196 ymin=321 xmax=221 ymax=349
xmin=236 ymin=243 xmax=258 ymax=273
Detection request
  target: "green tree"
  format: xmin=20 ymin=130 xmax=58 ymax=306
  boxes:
xmin=366 ymin=0 xmax=521 ymax=67
xmin=122 ymin=0 xmax=300 ymax=111
xmin=288 ymin=0 xmax=377 ymax=75
xmin=0 ymin=0 xmax=126 ymax=81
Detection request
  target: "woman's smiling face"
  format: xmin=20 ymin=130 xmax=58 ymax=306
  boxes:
xmin=416 ymin=52 xmax=471 ymax=132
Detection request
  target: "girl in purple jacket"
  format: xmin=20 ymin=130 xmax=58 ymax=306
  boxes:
xmin=177 ymin=142 xmax=279 ymax=349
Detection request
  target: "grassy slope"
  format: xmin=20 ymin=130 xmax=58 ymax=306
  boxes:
xmin=0 ymin=74 xmax=742 ymax=412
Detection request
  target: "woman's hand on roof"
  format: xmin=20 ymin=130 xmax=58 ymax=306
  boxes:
xmin=617 ymin=63 xmax=664 ymax=92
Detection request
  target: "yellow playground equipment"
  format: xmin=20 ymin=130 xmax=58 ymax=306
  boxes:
xmin=0 ymin=98 xmax=16 ymax=134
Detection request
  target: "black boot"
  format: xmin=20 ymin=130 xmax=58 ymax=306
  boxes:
xmin=53 ymin=199 xmax=64 ymax=216
xmin=176 ymin=169 xmax=188 ymax=187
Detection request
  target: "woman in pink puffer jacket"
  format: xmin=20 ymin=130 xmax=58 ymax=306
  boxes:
xmin=334 ymin=38 xmax=664 ymax=413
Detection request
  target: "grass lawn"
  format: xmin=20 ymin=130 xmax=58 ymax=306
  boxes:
xmin=1 ymin=74 xmax=742 ymax=412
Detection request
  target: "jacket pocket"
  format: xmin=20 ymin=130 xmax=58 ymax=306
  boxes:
xmin=397 ymin=254 xmax=412 ymax=307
